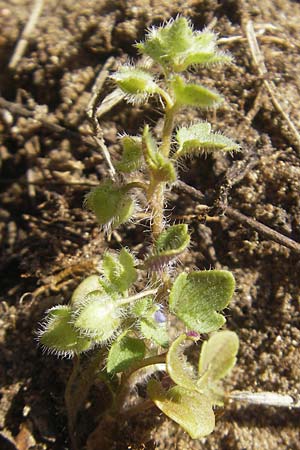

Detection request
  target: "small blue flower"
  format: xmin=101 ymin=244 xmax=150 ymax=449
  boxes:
xmin=154 ymin=310 xmax=166 ymax=324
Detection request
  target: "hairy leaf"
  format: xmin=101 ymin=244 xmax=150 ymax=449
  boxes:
xmin=145 ymin=224 xmax=190 ymax=270
xmin=172 ymin=76 xmax=223 ymax=109
xmin=39 ymin=306 xmax=92 ymax=357
xmin=107 ymin=334 xmax=145 ymax=374
xmin=130 ymin=297 xmax=153 ymax=317
xmin=169 ymin=271 xmax=235 ymax=333
xmin=136 ymin=17 xmax=230 ymax=72
xmin=147 ymin=380 xmax=215 ymax=439
xmin=116 ymin=136 xmax=143 ymax=173
xmin=111 ymin=66 xmax=159 ymax=103
xmin=142 ymin=125 xmax=176 ymax=182
xmin=102 ymin=248 xmax=137 ymax=294
xmin=71 ymin=275 xmax=102 ymax=307
xmin=140 ymin=316 xmax=169 ymax=347
xmin=84 ymin=181 xmax=135 ymax=229
xmin=175 ymin=123 xmax=240 ymax=158
xmin=74 ymin=291 xmax=121 ymax=342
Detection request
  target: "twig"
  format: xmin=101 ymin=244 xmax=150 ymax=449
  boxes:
xmin=175 ymin=180 xmax=300 ymax=255
xmin=86 ymin=59 xmax=117 ymax=181
xmin=244 ymin=20 xmax=300 ymax=152
xmin=9 ymin=0 xmax=45 ymax=69
xmin=218 ymin=35 xmax=295 ymax=49
xmin=230 ymin=391 xmax=300 ymax=409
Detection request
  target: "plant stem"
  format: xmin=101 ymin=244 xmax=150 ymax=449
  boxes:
xmin=147 ymin=105 xmax=177 ymax=241
xmin=160 ymin=105 xmax=176 ymax=158
xmin=65 ymin=356 xmax=80 ymax=450
xmin=117 ymin=288 xmax=158 ymax=306
xmin=115 ymin=353 xmax=167 ymax=415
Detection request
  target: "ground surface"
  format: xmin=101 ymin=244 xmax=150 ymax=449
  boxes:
xmin=1 ymin=0 xmax=300 ymax=449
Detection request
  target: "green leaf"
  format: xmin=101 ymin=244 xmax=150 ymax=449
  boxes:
xmin=84 ymin=180 xmax=135 ymax=229
xmin=107 ymin=333 xmax=146 ymax=374
xmin=102 ymin=248 xmax=137 ymax=294
xmin=142 ymin=125 xmax=176 ymax=182
xmin=147 ymin=380 xmax=215 ymax=439
xmin=136 ymin=17 xmax=194 ymax=69
xmin=172 ymin=76 xmax=223 ymax=109
xmin=71 ymin=275 xmax=102 ymax=307
xmin=111 ymin=66 xmax=159 ymax=103
xmin=116 ymin=136 xmax=143 ymax=173
xmin=175 ymin=123 xmax=240 ymax=158
xmin=130 ymin=296 xmax=153 ymax=317
xmin=144 ymin=224 xmax=190 ymax=270
xmin=198 ymin=330 xmax=239 ymax=383
xmin=140 ymin=316 xmax=169 ymax=348
xmin=136 ymin=17 xmax=231 ymax=72
xmin=74 ymin=291 xmax=121 ymax=342
xmin=39 ymin=305 xmax=92 ymax=357
xmin=169 ymin=270 xmax=235 ymax=333
xmin=166 ymin=334 xmax=198 ymax=391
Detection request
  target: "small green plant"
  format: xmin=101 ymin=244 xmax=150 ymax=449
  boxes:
xmin=38 ymin=17 xmax=240 ymax=445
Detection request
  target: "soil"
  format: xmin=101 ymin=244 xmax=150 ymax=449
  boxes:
xmin=1 ymin=0 xmax=300 ymax=449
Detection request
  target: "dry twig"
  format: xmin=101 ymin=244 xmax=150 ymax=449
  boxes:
xmin=9 ymin=0 xmax=45 ymax=69
xmin=175 ymin=180 xmax=300 ymax=255
xmin=244 ymin=20 xmax=300 ymax=152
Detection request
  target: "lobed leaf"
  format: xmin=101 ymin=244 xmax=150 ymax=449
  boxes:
xmin=169 ymin=270 xmax=235 ymax=333
xmin=172 ymin=76 xmax=223 ymax=109
xmin=102 ymin=248 xmax=137 ymax=294
xmin=116 ymin=136 xmax=143 ymax=173
xmin=147 ymin=380 xmax=215 ymax=439
xmin=175 ymin=123 xmax=240 ymax=158
xmin=39 ymin=305 xmax=92 ymax=357
xmin=107 ymin=333 xmax=146 ymax=374
xmin=136 ymin=17 xmax=230 ymax=72
xmin=84 ymin=180 xmax=135 ymax=229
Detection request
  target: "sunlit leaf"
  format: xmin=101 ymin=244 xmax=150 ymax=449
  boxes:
xmin=111 ymin=66 xmax=159 ymax=104
xmin=116 ymin=136 xmax=143 ymax=173
xmin=142 ymin=125 xmax=176 ymax=182
xmin=169 ymin=270 xmax=235 ymax=333
xmin=71 ymin=275 xmax=102 ymax=307
xmin=38 ymin=306 xmax=92 ymax=357
xmin=140 ymin=314 xmax=169 ymax=347
xmin=107 ymin=333 xmax=145 ymax=374
xmin=136 ymin=17 xmax=231 ymax=72
xmin=103 ymin=248 xmax=137 ymax=294
xmin=175 ymin=123 xmax=240 ymax=158
xmin=198 ymin=330 xmax=239 ymax=383
xmin=172 ymin=76 xmax=223 ymax=109
xmin=74 ymin=291 xmax=121 ymax=342
xmin=145 ymin=224 xmax=190 ymax=270
xmin=147 ymin=380 xmax=215 ymax=439
xmin=166 ymin=334 xmax=198 ymax=391
xmin=84 ymin=180 xmax=135 ymax=229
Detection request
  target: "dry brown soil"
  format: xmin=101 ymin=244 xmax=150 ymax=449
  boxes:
xmin=1 ymin=0 xmax=300 ymax=449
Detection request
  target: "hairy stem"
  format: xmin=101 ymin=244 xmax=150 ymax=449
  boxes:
xmin=160 ymin=105 xmax=176 ymax=158
xmin=147 ymin=105 xmax=177 ymax=241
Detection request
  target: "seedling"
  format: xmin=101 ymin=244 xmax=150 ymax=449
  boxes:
xmin=38 ymin=17 xmax=240 ymax=446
